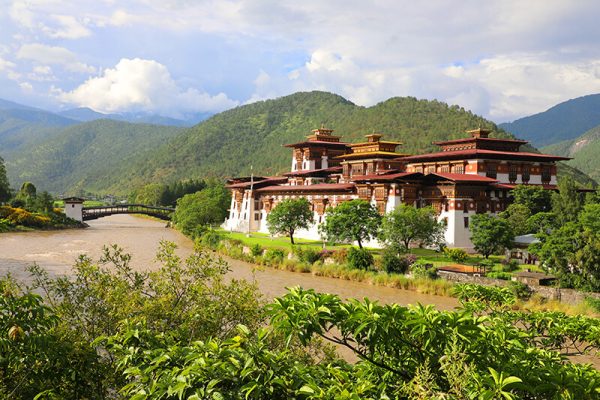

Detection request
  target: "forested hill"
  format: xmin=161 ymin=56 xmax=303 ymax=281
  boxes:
xmin=5 ymin=119 xmax=183 ymax=194
xmin=107 ymin=91 xmax=508 ymax=188
xmin=105 ymin=91 xmax=593 ymax=192
xmin=4 ymin=91 xmax=594 ymax=194
xmin=499 ymin=94 xmax=600 ymax=147
xmin=542 ymin=125 xmax=600 ymax=182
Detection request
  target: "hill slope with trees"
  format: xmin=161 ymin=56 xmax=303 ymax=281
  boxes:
xmin=499 ymin=93 xmax=600 ymax=147
xmin=542 ymin=125 xmax=600 ymax=182
xmin=6 ymin=119 xmax=183 ymax=194
xmin=3 ymin=91 xmax=595 ymax=194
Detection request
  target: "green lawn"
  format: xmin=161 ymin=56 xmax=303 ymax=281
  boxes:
xmin=218 ymin=230 xmax=350 ymax=251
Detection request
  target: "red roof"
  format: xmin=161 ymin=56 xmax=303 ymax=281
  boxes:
xmin=401 ymin=149 xmax=570 ymax=162
xmin=256 ymin=183 xmax=355 ymax=193
xmin=283 ymin=140 xmax=349 ymax=148
xmin=352 ymin=172 xmax=423 ymax=182
xmin=432 ymin=137 xmax=528 ymax=145
xmin=425 ymin=173 xmax=498 ymax=183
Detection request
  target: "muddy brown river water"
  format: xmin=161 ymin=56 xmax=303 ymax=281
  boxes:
xmin=0 ymin=214 xmax=457 ymax=309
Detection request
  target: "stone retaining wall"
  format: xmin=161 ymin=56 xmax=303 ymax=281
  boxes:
xmin=438 ymin=270 xmax=600 ymax=305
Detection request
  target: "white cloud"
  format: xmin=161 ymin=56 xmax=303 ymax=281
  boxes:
xmin=16 ymin=43 xmax=95 ymax=73
xmin=19 ymin=82 xmax=33 ymax=92
xmin=41 ymin=15 xmax=92 ymax=39
xmin=56 ymin=58 xmax=239 ymax=117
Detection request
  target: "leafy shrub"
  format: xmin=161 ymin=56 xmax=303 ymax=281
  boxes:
xmin=500 ymin=259 xmax=520 ymax=272
xmin=508 ymin=281 xmax=533 ymax=300
xmin=381 ymin=249 xmax=416 ymax=274
xmin=347 ymin=247 xmax=374 ymax=270
xmin=331 ymin=249 xmax=348 ymax=264
xmin=411 ymin=260 xmax=438 ymax=280
xmin=294 ymin=247 xmax=322 ymax=264
xmin=486 ymin=271 xmax=512 ymax=280
xmin=443 ymin=247 xmax=469 ymax=263
xmin=585 ymin=296 xmax=600 ymax=313
xmin=478 ymin=259 xmax=496 ymax=271
xmin=453 ymin=283 xmax=516 ymax=308
xmin=264 ymin=248 xmax=286 ymax=264
xmin=250 ymin=243 xmax=263 ymax=257
xmin=198 ymin=230 xmax=223 ymax=249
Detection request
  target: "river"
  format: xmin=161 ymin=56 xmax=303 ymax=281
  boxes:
xmin=0 ymin=214 xmax=457 ymax=309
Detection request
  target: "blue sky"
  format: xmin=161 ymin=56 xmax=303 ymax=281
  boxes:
xmin=1 ymin=0 xmax=600 ymax=122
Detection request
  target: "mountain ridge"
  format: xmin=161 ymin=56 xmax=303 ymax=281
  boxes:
xmin=499 ymin=94 xmax=600 ymax=147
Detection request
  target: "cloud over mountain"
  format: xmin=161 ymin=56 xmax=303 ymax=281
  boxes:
xmin=55 ymin=58 xmax=238 ymax=118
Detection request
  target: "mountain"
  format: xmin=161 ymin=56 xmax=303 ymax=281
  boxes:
xmin=0 ymin=105 xmax=78 ymax=153
xmin=5 ymin=119 xmax=183 ymax=194
xmin=542 ymin=125 xmax=600 ymax=182
xmin=3 ymin=91 xmax=594 ymax=195
xmin=58 ymin=107 xmax=211 ymax=127
xmin=499 ymin=94 xmax=600 ymax=147
xmin=89 ymin=91 xmax=596 ymax=193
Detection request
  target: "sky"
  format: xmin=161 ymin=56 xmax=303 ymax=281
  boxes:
xmin=1 ymin=0 xmax=600 ymax=122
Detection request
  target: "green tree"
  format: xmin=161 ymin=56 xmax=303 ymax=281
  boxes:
xmin=552 ymin=177 xmax=585 ymax=225
xmin=320 ymin=199 xmax=381 ymax=248
xmin=499 ymin=203 xmax=531 ymax=236
xmin=0 ymin=156 xmax=10 ymax=203
xmin=510 ymin=185 xmax=552 ymax=214
xmin=533 ymin=204 xmax=600 ymax=290
xmin=172 ymin=183 xmax=230 ymax=236
xmin=470 ymin=214 xmax=514 ymax=258
xmin=380 ymin=204 xmax=445 ymax=250
xmin=266 ymin=198 xmax=313 ymax=244
xmin=526 ymin=211 xmax=557 ymax=234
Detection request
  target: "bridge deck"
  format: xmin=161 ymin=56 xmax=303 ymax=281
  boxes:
xmin=82 ymin=204 xmax=175 ymax=221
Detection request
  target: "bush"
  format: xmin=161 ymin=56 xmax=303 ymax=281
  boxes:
xmin=486 ymin=271 xmax=512 ymax=280
xmin=250 ymin=244 xmax=263 ymax=257
xmin=198 ymin=230 xmax=223 ymax=249
xmin=585 ymin=296 xmax=600 ymax=313
xmin=264 ymin=248 xmax=286 ymax=264
xmin=294 ymin=247 xmax=322 ymax=264
xmin=331 ymin=249 xmax=348 ymax=264
xmin=500 ymin=259 xmax=520 ymax=272
xmin=347 ymin=247 xmax=374 ymax=270
xmin=443 ymin=247 xmax=468 ymax=263
xmin=410 ymin=260 xmax=437 ymax=279
xmin=508 ymin=281 xmax=533 ymax=300
xmin=381 ymin=249 xmax=416 ymax=274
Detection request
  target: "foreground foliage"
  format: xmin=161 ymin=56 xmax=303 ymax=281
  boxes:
xmin=2 ymin=246 xmax=600 ymax=399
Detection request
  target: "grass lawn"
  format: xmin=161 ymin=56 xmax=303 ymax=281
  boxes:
xmin=218 ymin=229 xmax=351 ymax=252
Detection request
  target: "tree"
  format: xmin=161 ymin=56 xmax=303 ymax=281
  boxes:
xmin=470 ymin=214 xmax=514 ymax=258
xmin=380 ymin=204 xmax=445 ymax=251
xmin=552 ymin=177 xmax=584 ymax=225
xmin=172 ymin=183 xmax=230 ymax=236
xmin=526 ymin=211 xmax=557 ymax=234
xmin=0 ymin=156 xmax=10 ymax=203
xmin=319 ymin=199 xmax=381 ymax=248
xmin=510 ymin=185 xmax=552 ymax=214
xmin=266 ymin=198 xmax=313 ymax=244
xmin=499 ymin=203 xmax=531 ymax=236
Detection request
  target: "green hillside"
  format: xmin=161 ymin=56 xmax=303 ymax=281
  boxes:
xmin=5 ymin=119 xmax=183 ymax=194
xmin=104 ymin=92 xmax=508 ymax=189
xmin=542 ymin=125 xmax=600 ymax=182
xmin=499 ymin=93 xmax=600 ymax=147
xmin=0 ymin=108 xmax=77 ymax=152
xmin=4 ymin=91 xmax=594 ymax=194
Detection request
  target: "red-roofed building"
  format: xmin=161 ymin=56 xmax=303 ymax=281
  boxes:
xmin=223 ymin=127 xmax=569 ymax=249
